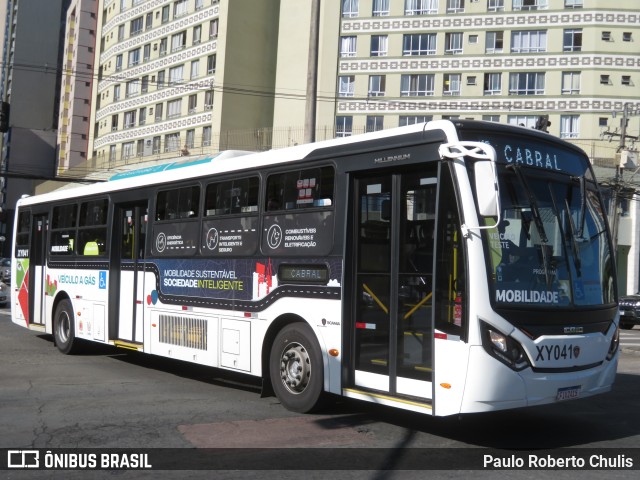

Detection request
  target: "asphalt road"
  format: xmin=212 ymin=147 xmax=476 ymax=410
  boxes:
xmin=0 ymin=310 xmax=638 ymax=479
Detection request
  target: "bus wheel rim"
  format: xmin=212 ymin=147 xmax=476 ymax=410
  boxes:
xmin=279 ymin=342 xmax=311 ymax=395
xmin=58 ymin=312 xmax=70 ymax=343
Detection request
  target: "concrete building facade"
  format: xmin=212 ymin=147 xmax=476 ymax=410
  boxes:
xmin=85 ymin=0 xmax=279 ymax=173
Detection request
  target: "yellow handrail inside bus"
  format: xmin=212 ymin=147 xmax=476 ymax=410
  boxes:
xmin=362 ymin=283 xmax=389 ymax=314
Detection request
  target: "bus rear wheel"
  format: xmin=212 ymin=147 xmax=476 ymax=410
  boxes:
xmin=54 ymin=299 xmax=78 ymax=355
xmin=269 ymin=322 xmax=325 ymax=413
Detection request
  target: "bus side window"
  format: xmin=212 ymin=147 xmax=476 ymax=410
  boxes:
xmin=51 ymin=203 xmax=78 ymax=256
xmin=78 ymin=199 xmax=109 ymax=256
xmin=157 ymin=186 xmax=200 ymax=220
xmin=265 ymin=166 xmax=334 ymax=211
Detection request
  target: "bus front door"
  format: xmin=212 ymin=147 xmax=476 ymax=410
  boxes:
xmin=28 ymin=214 xmax=48 ymax=326
xmin=111 ymin=203 xmax=148 ymax=344
xmin=351 ymin=170 xmax=437 ymax=403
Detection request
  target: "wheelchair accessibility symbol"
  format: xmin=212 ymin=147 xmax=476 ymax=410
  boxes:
xmin=99 ymin=271 xmax=107 ymax=289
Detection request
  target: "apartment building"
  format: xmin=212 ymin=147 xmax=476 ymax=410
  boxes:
xmin=57 ymin=0 xmax=99 ymax=173
xmin=87 ymin=0 xmax=278 ymax=169
xmin=334 ymin=0 xmax=639 ymax=143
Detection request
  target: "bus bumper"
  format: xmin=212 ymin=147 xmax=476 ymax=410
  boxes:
xmin=459 ymin=346 xmax=619 ymax=414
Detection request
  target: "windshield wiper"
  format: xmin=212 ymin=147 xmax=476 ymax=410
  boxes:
xmin=571 ymin=175 xmax=587 ymax=238
xmin=507 ymin=164 xmax=552 ymax=289
xmin=563 ymin=198 xmax=582 ymax=278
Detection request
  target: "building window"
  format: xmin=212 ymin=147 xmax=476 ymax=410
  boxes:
xmin=484 ymin=73 xmax=502 ymax=95
xmin=399 ymin=115 xmax=432 ymax=126
xmin=205 ymin=90 xmax=213 ymax=109
xmin=186 ymin=129 xmax=195 ymax=149
xmin=113 ymin=84 xmax=121 ymax=101
xmin=169 ymin=65 xmax=184 ymax=85
xmin=486 ymin=31 xmax=504 ymax=53
xmin=191 ymin=60 xmax=199 ymax=79
xmin=124 ymin=111 xmax=136 ymax=129
xmin=136 ymin=139 xmax=144 ymax=156
xmin=366 ymin=116 xmax=383 ymax=133
xmin=601 ymin=31 xmax=612 ymax=41
xmin=125 ymin=79 xmax=139 ymax=98
xmin=338 ymin=76 xmax=355 ymax=97
xmin=122 ymin=142 xmax=135 ymax=160
xmin=598 ymin=117 xmax=608 ymax=128
xmin=446 ymin=0 xmax=465 ymax=14
xmin=165 ymin=133 xmax=181 ymax=152
xmin=513 ymin=0 xmax=548 ymax=10
xmin=157 ymin=70 xmax=166 ymax=89
xmin=564 ymin=0 xmax=582 ymax=7
xmin=600 ymin=75 xmax=611 ymax=85
xmin=560 ymin=115 xmax=579 ymax=138
xmin=340 ymin=36 xmax=357 ymax=57
xmin=488 ymin=0 xmax=504 ymax=12
xmin=153 ymin=136 xmax=161 ymax=154
xmin=507 ymin=115 xmax=537 ymax=129
xmin=372 ymin=0 xmax=389 ymax=16
xmin=145 ymin=12 xmax=153 ymax=30
xmin=193 ymin=25 xmax=202 ymax=44
xmin=128 ymin=48 xmax=140 ymax=67
xmin=109 ymin=145 xmax=117 ymax=162
xmin=336 ymin=116 xmax=353 ymax=137
xmin=400 ymin=74 xmax=435 ymax=96
xmin=115 ymin=54 xmax=123 ymax=71
xmin=342 ymin=0 xmax=359 ymax=17
xmin=202 ymin=126 xmax=212 ymax=146
xmin=511 ymin=30 xmax=547 ymax=53
xmin=171 ymin=31 xmax=186 ymax=52
xmin=159 ymin=37 xmax=168 ymax=56
xmin=368 ymin=75 xmax=386 ymax=97
xmin=561 ymin=72 xmax=580 ymax=94
xmin=508 ymin=72 xmax=545 ymax=95
xmin=139 ymin=107 xmax=146 ymax=126
xmin=445 ymin=32 xmax=463 ymax=54
xmin=622 ymin=76 xmax=632 ymax=86
xmin=563 ymin=29 xmax=582 ymax=52
xmin=143 ymin=43 xmax=151 ymax=62
xmin=207 ymin=54 xmax=216 ymax=74
xmin=623 ymin=32 xmax=632 ymax=42
xmin=111 ymin=114 xmax=119 ymax=131
xmin=130 ymin=16 xmax=143 ymax=36
xmin=161 ymin=5 xmax=170 ymax=23
xmin=403 ymin=33 xmax=436 ymax=55
xmin=141 ymin=75 xmax=149 ymax=93
xmin=482 ymin=115 xmax=500 ymax=123
xmin=371 ymin=35 xmax=388 ymax=57
xmin=155 ymin=103 xmax=163 ymax=121
xmin=404 ymin=0 xmax=437 ymax=15
xmin=167 ymin=99 xmax=182 ymax=119
xmin=188 ymin=94 xmax=198 ymax=113
xmin=443 ymin=74 xmax=461 ymax=96
xmin=209 ymin=19 xmax=219 ymax=39
xmin=174 ymin=0 xmax=188 ymax=19
xmin=118 ymin=24 xmax=125 ymax=41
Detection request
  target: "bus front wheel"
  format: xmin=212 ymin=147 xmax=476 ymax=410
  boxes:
xmin=54 ymin=299 xmax=78 ymax=355
xmin=269 ymin=322 xmax=325 ymax=413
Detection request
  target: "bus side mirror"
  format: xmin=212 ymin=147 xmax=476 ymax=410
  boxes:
xmin=475 ymin=161 xmax=498 ymax=218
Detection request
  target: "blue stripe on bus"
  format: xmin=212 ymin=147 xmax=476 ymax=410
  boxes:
xmin=108 ymin=155 xmax=219 ymax=181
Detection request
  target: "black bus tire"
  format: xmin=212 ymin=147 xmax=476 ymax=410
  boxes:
xmin=269 ymin=322 xmax=325 ymax=413
xmin=54 ymin=299 xmax=78 ymax=355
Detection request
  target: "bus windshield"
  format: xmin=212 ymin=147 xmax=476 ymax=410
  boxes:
xmin=486 ymin=165 xmax=615 ymax=309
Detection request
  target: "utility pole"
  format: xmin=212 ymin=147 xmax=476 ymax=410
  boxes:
xmin=304 ymin=0 xmax=321 ymax=144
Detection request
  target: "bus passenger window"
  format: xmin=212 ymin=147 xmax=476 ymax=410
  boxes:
xmin=156 ymin=186 xmax=200 ymax=220
xmin=265 ymin=166 xmax=334 ymax=211
xmin=78 ymin=199 xmax=109 ymax=256
xmin=205 ymin=177 xmax=259 ymax=216
xmin=51 ymin=203 xmax=78 ymax=255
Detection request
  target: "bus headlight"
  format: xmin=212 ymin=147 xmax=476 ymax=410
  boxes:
xmin=480 ymin=321 xmax=530 ymax=371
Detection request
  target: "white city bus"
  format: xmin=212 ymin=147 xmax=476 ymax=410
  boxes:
xmin=11 ymin=120 xmax=619 ymax=416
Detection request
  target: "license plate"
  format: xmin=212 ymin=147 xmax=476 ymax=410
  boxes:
xmin=556 ymin=386 xmax=581 ymax=401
